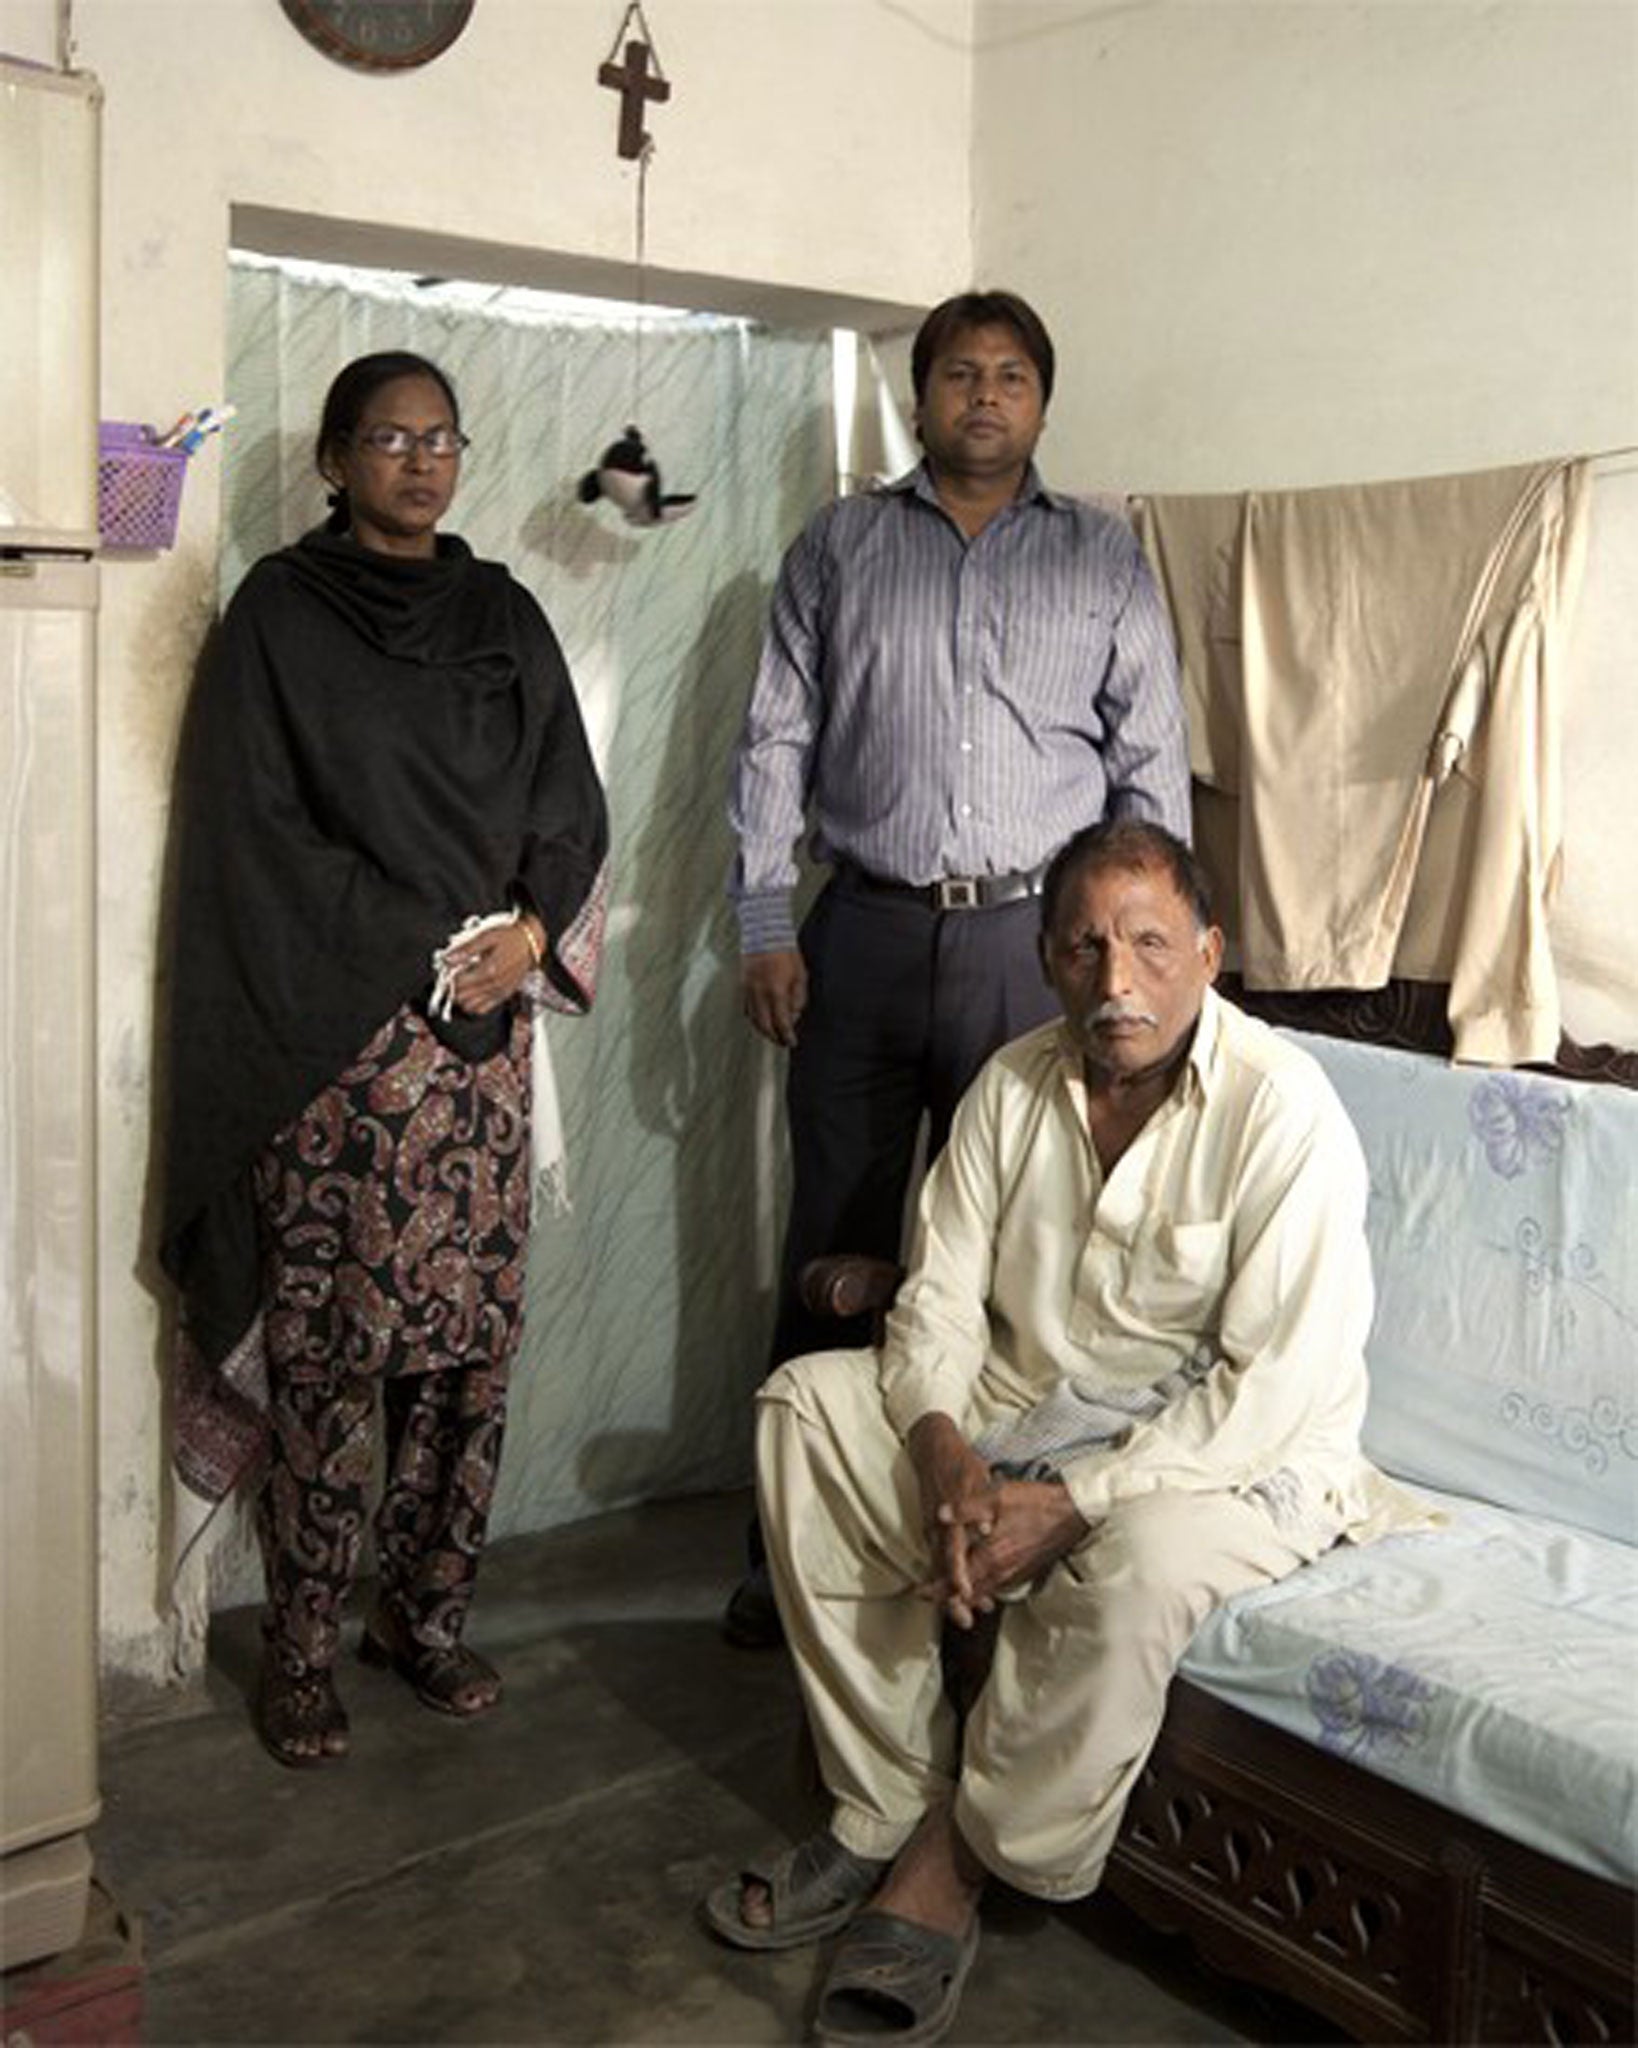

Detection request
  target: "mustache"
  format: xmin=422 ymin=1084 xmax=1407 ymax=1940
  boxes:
xmin=1083 ymin=1000 xmax=1158 ymax=1029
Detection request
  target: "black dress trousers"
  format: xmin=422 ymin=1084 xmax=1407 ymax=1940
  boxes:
xmin=768 ymin=872 xmax=1060 ymax=1364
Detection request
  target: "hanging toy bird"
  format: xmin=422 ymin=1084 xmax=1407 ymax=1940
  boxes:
xmin=577 ymin=424 xmax=697 ymax=527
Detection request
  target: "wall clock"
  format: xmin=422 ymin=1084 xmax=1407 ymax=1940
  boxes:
xmin=279 ymin=1 xmax=475 ymax=73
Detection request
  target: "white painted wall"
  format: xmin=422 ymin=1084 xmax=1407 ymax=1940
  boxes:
xmin=0 ymin=0 xmax=971 ymax=1686
xmin=971 ymin=0 xmax=1638 ymax=492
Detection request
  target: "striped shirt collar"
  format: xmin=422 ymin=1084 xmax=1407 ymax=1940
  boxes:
xmin=885 ymin=459 xmax=1064 ymax=514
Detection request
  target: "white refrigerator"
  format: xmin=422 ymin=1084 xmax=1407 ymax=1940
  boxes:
xmin=0 ymin=54 xmax=103 ymax=1971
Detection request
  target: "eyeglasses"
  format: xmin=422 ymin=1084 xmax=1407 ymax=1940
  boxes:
xmin=351 ymin=425 xmax=471 ymax=460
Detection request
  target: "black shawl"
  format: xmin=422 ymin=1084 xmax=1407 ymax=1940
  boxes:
xmin=159 ymin=527 xmax=609 ymax=1370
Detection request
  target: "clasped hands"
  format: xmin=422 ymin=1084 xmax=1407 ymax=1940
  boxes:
xmin=908 ymin=1411 xmax=1090 ymax=1630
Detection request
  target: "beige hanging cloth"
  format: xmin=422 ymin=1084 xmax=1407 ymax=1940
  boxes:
xmin=1133 ymin=490 xmax=1246 ymax=791
xmin=1138 ymin=465 xmax=1594 ymax=1063
xmin=1236 ymin=461 xmax=1590 ymax=1064
xmin=1141 ymin=464 xmax=1594 ymax=1068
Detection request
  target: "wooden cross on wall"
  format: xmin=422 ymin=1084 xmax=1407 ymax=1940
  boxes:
xmin=600 ymin=34 xmax=670 ymax=159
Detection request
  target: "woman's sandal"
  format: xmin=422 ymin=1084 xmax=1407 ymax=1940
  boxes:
xmin=814 ymin=1910 xmax=981 ymax=2046
xmin=253 ymin=1656 xmax=350 ymax=1768
xmin=703 ymin=1830 xmax=891 ymax=1951
xmin=358 ymin=1610 xmax=502 ymax=1718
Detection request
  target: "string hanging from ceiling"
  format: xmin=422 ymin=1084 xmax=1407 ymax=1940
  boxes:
xmin=578 ymin=1 xmax=697 ymax=528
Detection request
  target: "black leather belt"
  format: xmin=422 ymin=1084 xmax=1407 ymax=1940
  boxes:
xmin=839 ymin=862 xmax=1048 ymax=912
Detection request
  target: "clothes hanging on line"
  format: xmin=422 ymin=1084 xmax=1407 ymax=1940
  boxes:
xmin=1137 ymin=459 xmax=1592 ymax=1066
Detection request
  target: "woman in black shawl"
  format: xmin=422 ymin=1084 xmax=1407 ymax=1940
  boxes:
xmin=160 ymin=352 xmax=609 ymax=1766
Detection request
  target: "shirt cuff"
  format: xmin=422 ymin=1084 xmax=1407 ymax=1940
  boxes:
xmin=879 ymin=1360 xmax=961 ymax=1443
xmin=736 ymin=890 xmax=798 ymax=954
xmin=1057 ymin=1449 xmax=1121 ymax=1526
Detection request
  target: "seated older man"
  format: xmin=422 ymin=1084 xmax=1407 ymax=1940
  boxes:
xmin=705 ymin=819 xmax=1414 ymax=2047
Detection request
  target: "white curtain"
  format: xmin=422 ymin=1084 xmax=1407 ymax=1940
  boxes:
xmin=222 ymin=254 xmax=837 ymax=1545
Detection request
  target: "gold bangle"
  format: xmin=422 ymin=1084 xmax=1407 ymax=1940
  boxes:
xmin=520 ymin=917 xmax=544 ymax=968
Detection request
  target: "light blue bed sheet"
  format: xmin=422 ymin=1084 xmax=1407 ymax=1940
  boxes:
xmin=1280 ymin=1029 xmax=1638 ymax=1549
xmin=1180 ymin=1487 xmax=1638 ymax=1882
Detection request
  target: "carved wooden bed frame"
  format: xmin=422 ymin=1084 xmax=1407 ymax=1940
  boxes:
xmin=803 ymin=977 xmax=1636 ymax=2045
xmin=1108 ymin=1672 xmax=1633 ymax=2044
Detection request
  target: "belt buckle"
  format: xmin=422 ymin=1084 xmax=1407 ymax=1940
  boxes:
xmin=936 ymin=876 xmax=981 ymax=911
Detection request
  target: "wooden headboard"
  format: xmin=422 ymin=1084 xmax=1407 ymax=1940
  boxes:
xmin=1218 ymin=973 xmax=1638 ymax=1091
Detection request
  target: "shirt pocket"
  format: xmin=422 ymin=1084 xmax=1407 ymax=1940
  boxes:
xmin=1002 ymin=598 xmax=1113 ymax=717
xmin=1124 ymin=1218 xmax=1231 ymax=1332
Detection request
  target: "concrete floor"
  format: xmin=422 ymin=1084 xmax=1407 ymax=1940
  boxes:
xmin=92 ymin=1489 xmax=1342 ymax=2046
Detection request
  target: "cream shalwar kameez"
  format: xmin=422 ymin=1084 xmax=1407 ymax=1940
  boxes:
xmin=757 ymin=991 xmax=1415 ymax=1901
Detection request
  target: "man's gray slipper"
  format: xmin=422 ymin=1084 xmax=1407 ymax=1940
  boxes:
xmin=703 ymin=1831 xmax=890 ymax=1952
xmin=814 ymin=1909 xmax=981 ymax=2046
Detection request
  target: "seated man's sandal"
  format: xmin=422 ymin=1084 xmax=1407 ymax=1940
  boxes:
xmin=704 ymin=1831 xmax=889 ymax=1950
xmin=815 ymin=1910 xmax=981 ymax=2047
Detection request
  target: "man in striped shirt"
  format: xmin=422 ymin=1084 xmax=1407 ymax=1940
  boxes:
xmin=725 ymin=290 xmax=1189 ymax=1645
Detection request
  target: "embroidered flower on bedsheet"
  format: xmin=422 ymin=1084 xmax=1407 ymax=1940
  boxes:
xmin=1490 ymin=1217 xmax=1635 ymax=1357
xmin=1512 ymin=1216 xmax=1600 ymax=1298
xmin=1498 ymin=1390 xmax=1637 ymax=1476
xmin=1468 ymin=1075 xmax=1572 ymax=1180
xmin=1305 ymin=1650 xmax=1434 ymax=1759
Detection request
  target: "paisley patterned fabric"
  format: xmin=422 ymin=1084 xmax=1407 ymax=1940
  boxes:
xmin=253 ymin=1003 xmax=532 ymax=1386
xmin=247 ymin=1001 xmax=529 ymax=1673
xmin=259 ymin=1360 xmax=508 ymax=1677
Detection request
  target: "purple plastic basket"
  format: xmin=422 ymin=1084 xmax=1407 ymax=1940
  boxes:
xmin=97 ymin=422 xmax=188 ymax=550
